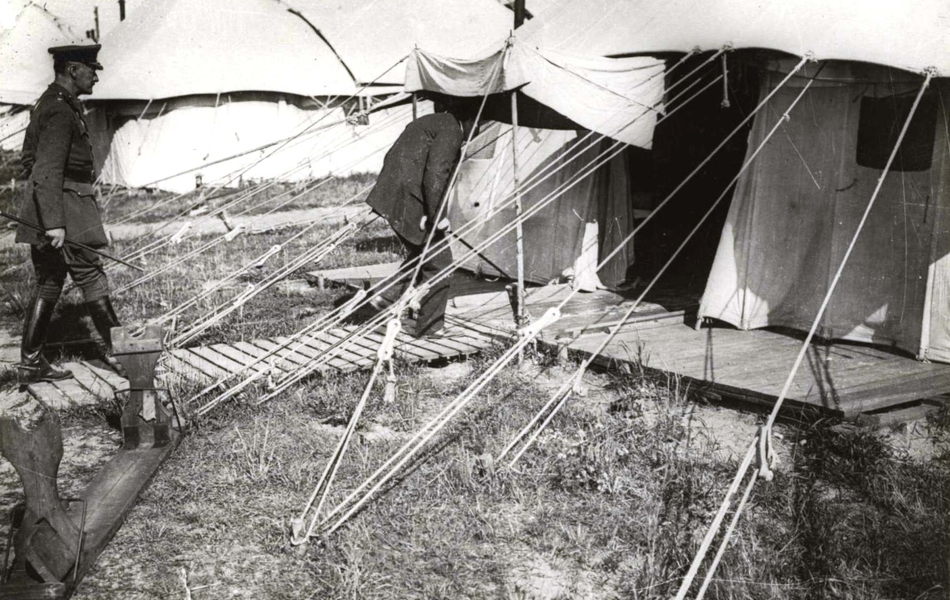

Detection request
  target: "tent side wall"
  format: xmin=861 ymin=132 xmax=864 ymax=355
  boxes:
xmin=89 ymin=94 xmax=423 ymax=192
xmin=919 ymin=80 xmax=950 ymax=362
xmin=699 ymin=62 xmax=950 ymax=360
xmin=449 ymin=124 xmax=633 ymax=288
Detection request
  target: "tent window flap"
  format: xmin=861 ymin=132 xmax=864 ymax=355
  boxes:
xmin=856 ymin=91 xmax=937 ymax=172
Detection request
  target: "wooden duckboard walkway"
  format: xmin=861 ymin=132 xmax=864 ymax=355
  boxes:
xmin=448 ymin=281 xmax=950 ymax=421
xmin=0 ymin=360 xmax=129 ymax=412
xmin=162 ymin=321 xmax=497 ymax=383
xmin=3 ymin=325 xmax=496 ymax=411
xmin=552 ymin=315 xmax=950 ymax=419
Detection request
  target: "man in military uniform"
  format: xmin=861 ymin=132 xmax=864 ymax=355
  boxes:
xmin=15 ymin=44 xmax=125 ymax=383
xmin=365 ymin=102 xmax=477 ymax=338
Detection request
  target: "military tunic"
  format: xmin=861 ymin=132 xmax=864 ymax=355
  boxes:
xmin=366 ymin=112 xmax=463 ymax=246
xmin=17 ymin=83 xmax=109 ymax=301
xmin=365 ymin=112 xmax=464 ymax=336
xmin=17 ymin=83 xmax=106 ymax=246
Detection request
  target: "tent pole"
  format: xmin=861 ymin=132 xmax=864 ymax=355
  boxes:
xmin=511 ymin=0 xmax=527 ymax=362
xmin=514 ymin=0 xmax=526 ymax=27
xmin=411 ymin=93 xmax=418 ymax=121
xmin=511 ymin=90 xmax=526 ymax=363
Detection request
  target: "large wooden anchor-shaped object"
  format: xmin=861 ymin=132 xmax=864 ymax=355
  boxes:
xmin=0 ymin=325 xmax=182 ymax=599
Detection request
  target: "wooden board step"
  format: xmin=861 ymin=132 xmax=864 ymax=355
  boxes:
xmin=306 ymin=261 xmax=402 ymax=290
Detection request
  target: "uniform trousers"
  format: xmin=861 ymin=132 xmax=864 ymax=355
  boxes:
xmin=383 ymin=229 xmax=452 ymax=336
xmin=30 ymin=242 xmax=109 ymax=302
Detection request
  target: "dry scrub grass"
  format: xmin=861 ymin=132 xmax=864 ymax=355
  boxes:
xmin=0 ymin=172 xmax=946 ymax=599
xmin=70 ymin=354 xmax=950 ymax=599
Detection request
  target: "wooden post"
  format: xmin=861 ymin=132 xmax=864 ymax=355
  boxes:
xmin=511 ymin=91 xmax=526 ymax=362
xmin=411 ymin=93 xmax=418 ymax=121
xmin=512 ymin=2 xmax=527 ymax=363
xmin=0 ymin=410 xmax=81 ymax=584
xmin=113 ymin=325 xmax=173 ymax=449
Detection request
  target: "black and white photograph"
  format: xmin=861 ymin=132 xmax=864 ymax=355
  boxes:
xmin=0 ymin=0 xmax=946 ymax=598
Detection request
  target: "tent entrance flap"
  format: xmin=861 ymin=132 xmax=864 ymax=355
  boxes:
xmin=448 ymin=124 xmax=635 ymax=289
xmin=698 ymin=61 xmax=950 ymax=363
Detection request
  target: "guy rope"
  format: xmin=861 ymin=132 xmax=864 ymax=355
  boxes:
xmin=190 ymin=45 xmax=725 ymax=419
xmin=671 ymin=66 xmax=935 ymax=600
xmin=277 ymin=50 xmax=736 ymax=543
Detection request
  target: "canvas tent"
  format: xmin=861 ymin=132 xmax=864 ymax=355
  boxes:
xmin=0 ymin=4 xmax=84 ymax=151
xmin=0 ymin=3 xmax=85 ymax=105
xmin=86 ymin=0 xmax=395 ymax=193
xmin=473 ymin=0 xmax=950 ymax=361
xmin=515 ymin=0 xmax=949 ymax=77
xmin=404 ymin=35 xmax=665 ymax=288
xmin=283 ymin=0 xmax=513 ymax=87
xmin=86 ymin=0 xmax=516 ymax=193
xmin=698 ymin=61 xmax=950 ymax=361
xmin=409 ymin=0 xmax=950 ymax=360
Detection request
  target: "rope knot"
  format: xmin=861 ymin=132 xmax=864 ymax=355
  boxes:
xmin=223 ymin=224 xmax=245 ymax=242
xmin=407 ymin=284 xmax=429 ymax=312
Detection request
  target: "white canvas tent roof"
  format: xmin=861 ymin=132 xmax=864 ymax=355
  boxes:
xmin=284 ymin=0 xmax=513 ymax=86
xmin=404 ymin=40 xmax=665 ymax=149
xmin=517 ymin=0 xmax=950 ymax=76
xmin=92 ymin=0 xmax=358 ymax=100
xmin=0 ymin=4 xmax=84 ymax=105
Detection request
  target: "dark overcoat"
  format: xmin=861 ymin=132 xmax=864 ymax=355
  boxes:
xmin=16 ymin=83 xmax=107 ymax=247
xmin=366 ymin=112 xmax=463 ymax=245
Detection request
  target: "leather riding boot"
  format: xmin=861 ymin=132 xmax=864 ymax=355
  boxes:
xmin=18 ymin=294 xmax=71 ymax=385
xmin=86 ymin=296 xmax=127 ymax=378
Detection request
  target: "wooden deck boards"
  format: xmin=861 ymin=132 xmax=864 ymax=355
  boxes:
xmin=161 ymin=321 xmax=496 ymax=386
xmin=558 ymin=319 xmax=950 ymax=418
xmin=0 ymin=359 xmax=129 ymax=413
xmin=8 ymin=270 xmax=942 ymax=422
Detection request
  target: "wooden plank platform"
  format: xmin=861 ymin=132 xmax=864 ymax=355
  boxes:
xmin=162 ymin=320 xmax=497 ymax=384
xmin=306 ymin=261 xmax=403 ymax=290
xmin=308 ymin=261 xmax=513 ymax=297
xmin=554 ymin=316 xmax=950 ymax=419
xmin=0 ymin=360 xmax=129 ymax=412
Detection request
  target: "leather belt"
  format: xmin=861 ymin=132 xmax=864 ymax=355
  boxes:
xmin=63 ymin=168 xmax=94 ymax=184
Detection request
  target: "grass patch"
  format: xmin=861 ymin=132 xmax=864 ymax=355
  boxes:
xmin=0 ymin=171 xmax=946 ymax=599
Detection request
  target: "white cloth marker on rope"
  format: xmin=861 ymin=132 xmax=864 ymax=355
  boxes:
xmin=377 ymin=318 xmax=402 ymax=362
xmin=378 ymin=318 xmax=402 ymax=404
xmin=757 ymin=425 xmax=775 ymax=482
xmin=170 ymin=223 xmax=192 ymax=244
